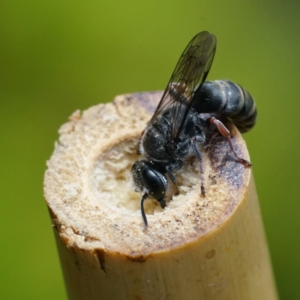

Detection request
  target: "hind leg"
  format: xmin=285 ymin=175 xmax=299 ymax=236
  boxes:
xmin=209 ymin=117 xmax=252 ymax=168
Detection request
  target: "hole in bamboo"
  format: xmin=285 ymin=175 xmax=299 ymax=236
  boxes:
xmin=89 ymin=137 xmax=203 ymax=217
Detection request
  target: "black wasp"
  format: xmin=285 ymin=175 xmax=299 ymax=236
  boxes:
xmin=132 ymin=31 xmax=257 ymax=226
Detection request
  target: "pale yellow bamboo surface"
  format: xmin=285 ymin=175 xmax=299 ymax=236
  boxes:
xmin=44 ymin=92 xmax=277 ymax=300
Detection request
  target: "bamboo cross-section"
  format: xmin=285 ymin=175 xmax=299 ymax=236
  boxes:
xmin=44 ymin=92 xmax=277 ymax=300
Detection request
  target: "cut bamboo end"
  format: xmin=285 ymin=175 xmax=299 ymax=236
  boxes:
xmin=44 ymin=92 xmax=277 ymax=300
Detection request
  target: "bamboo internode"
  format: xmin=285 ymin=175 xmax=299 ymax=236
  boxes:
xmin=44 ymin=92 xmax=277 ymax=300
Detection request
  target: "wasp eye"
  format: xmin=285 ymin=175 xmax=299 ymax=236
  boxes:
xmin=132 ymin=161 xmax=168 ymax=204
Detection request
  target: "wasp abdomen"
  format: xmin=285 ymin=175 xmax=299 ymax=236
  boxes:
xmin=194 ymin=80 xmax=257 ymax=133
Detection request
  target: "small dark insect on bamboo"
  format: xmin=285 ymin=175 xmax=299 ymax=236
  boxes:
xmin=131 ymin=31 xmax=257 ymax=227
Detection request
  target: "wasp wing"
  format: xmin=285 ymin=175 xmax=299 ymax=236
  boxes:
xmin=150 ymin=31 xmax=216 ymax=145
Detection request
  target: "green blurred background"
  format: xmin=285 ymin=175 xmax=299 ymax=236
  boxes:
xmin=1 ymin=0 xmax=299 ymax=299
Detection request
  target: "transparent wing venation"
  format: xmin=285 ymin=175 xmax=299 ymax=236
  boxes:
xmin=150 ymin=31 xmax=217 ymax=143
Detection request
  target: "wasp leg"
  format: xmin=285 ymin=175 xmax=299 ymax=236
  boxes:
xmin=191 ymin=137 xmax=206 ymax=196
xmin=166 ymin=165 xmax=177 ymax=186
xmin=209 ymin=117 xmax=252 ymax=168
xmin=166 ymin=159 xmax=183 ymax=184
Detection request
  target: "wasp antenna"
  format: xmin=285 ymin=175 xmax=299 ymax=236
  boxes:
xmin=140 ymin=193 xmax=149 ymax=227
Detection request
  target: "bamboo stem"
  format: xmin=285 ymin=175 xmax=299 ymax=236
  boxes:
xmin=44 ymin=92 xmax=277 ymax=300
